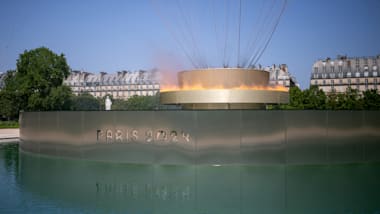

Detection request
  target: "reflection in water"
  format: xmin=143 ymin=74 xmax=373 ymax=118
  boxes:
xmin=1 ymin=143 xmax=18 ymax=175
xmin=1 ymin=143 xmax=380 ymax=213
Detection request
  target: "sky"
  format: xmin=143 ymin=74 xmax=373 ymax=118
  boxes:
xmin=1 ymin=0 xmax=380 ymax=89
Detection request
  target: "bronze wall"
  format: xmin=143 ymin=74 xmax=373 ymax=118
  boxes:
xmin=19 ymin=111 xmax=380 ymax=165
xmin=178 ymin=68 xmax=269 ymax=88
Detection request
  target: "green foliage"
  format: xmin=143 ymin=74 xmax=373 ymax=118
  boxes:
xmin=47 ymin=85 xmax=73 ymax=110
xmin=71 ymin=93 xmax=100 ymax=110
xmin=326 ymin=93 xmax=339 ymax=110
xmin=112 ymin=96 xmax=159 ymax=110
xmin=278 ymin=86 xmax=380 ymax=110
xmin=16 ymin=47 xmax=70 ymax=92
xmin=337 ymin=87 xmax=363 ymax=110
xmin=112 ymin=95 xmax=159 ymax=110
xmin=302 ymin=85 xmax=327 ymax=109
xmin=0 ymin=47 xmax=72 ymax=119
xmin=112 ymin=98 xmax=128 ymax=110
xmin=0 ymin=121 xmax=19 ymax=129
xmin=325 ymin=87 xmax=364 ymax=110
xmin=69 ymin=93 xmax=159 ymax=111
xmin=362 ymin=89 xmax=380 ymax=110
xmin=0 ymin=70 xmax=25 ymax=120
xmin=281 ymin=86 xmax=326 ymax=110
xmin=287 ymin=86 xmax=304 ymax=109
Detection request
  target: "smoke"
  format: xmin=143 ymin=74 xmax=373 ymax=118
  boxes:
xmin=151 ymin=49 xmax=186 ymax=89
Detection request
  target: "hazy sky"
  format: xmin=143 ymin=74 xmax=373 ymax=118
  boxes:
xmin=1 ymin=0 xmax=380 ymax=88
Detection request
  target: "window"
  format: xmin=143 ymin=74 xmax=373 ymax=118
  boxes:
xmin=347 ymin=72 xmax=351 ymax=77
xmin=323 ymin=80 xmax=326 ymax=85
xmin=355 ymin=72 xmax=360 ymax=77
xmin=356 ymin=78 xmax=360 ymax=84
xmin=348 ymin=79 xmax=351 ymax=84
xmin=331 ymin=80 xmax=334 ymax=85
xmin=364 ymin=72 xmax=369 ymax=77
xmin=374 ymin=71 xmax=378 ymax=77
xmin=314 ymin=80 xmax=318 ymax=85
xmin=339 ymin=79 xmax=343 ymax=84
xmin=314 ymin=67 xmax=318 ymax=73
xmin=373 ymin=58 xmax=377 ymax=65
xmin=330 ymin=73 xmax=335 ymax=78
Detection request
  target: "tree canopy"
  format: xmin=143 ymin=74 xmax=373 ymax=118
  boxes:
xmin=112 ymin=94 xmax=159 ymax=110
xmin=71 ymin=93 xmax=100 ymax=111
xmin=0 ymin=47 xmax=72 ymax=119
xmin=275 ymin=86 xmax=380 ymax=110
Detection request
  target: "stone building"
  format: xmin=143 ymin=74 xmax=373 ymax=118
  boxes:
xmin=63 ymin=69 xmax=160 ymax=99
xmin=310 ymin=55 xmax=380 ymax=93
xmin=264 ymin=64 xmax=299 ymax=88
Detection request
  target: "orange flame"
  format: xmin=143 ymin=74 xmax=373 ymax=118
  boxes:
xmin=160 ymin=84 xmax=288 ymax=92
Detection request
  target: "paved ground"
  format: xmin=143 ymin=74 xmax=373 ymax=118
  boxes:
xmin=0 ymin=128 xmax=19 ymax=143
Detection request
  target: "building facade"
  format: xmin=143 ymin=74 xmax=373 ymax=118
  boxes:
xmin=63 ymin=69 xmax=160 ymax=99
xmin=310 ymin=55 xmax=380 ymax=93
xmin=264 ymin=64 xmax=299 ymax=88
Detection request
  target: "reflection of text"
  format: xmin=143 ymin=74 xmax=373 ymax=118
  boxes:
xmin=96 ymin=129 xmax=191 ymax=144
xmin=95 ymin=182 xmax=191 ymax=201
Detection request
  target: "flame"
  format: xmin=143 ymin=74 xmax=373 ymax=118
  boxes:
xmin=160 ymin=84 xmax=288 ymax=92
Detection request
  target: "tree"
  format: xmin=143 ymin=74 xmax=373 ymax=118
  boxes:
xmin=277 ymin=86 xmax=326 ymax=110
xmin=112 ymin=98 xmax=129 ymax=110
xmin=302 ymin=85 xmax=326 ymax=110
xmin=287 ymin=86 xmax=304 ymax=109
xmin=47 ymin=86 xmax=73 ymax=110
xmin=326 ymin=93 xmax=339 ymax=110
xmin=0 ymin=89 xmax=20 ymax=120
xmin=336 ymin=87 xmax=363 ymax=110
xmin=362 ymin=89 xmax=380 ymax=110
xmin=125 ymin=95 xmax=159 ymax=110
xmin=0 ymin=70 xmax=24 ymax=119
xmin=1 ymin=47 xmax=72 ymax=115
xmin=71 ymin=93 xmax=100 ymax=110
xmin=112 ymin=95 xmax=159 ymax=110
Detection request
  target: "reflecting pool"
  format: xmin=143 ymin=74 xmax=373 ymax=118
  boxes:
xmin=1 ymin=143 xmax=380 ymax=213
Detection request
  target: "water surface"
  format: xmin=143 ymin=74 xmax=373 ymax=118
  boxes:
xmin=1 ymin=143 xmax=380 ymax=213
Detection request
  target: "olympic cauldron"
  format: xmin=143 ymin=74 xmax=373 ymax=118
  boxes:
xmin=160 ymin=68 xmax=289 ymax=109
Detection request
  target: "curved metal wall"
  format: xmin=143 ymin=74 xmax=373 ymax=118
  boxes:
xmin=19 ymin=111 xmax=380 ymax=165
